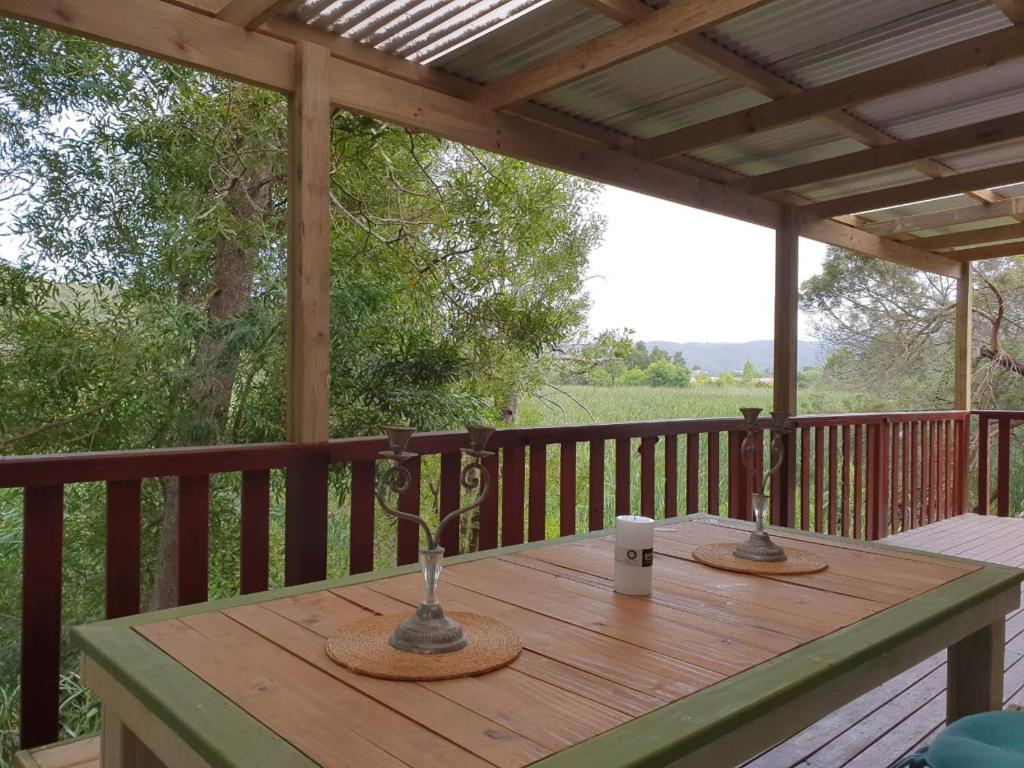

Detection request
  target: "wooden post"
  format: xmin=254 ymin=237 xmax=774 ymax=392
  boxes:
xmin=284 ymin=41 xmax=331 ymax=586
xmin=773 ymin=207 xmax=799 ymax=527
xmin=953 ymin=262 xmax=972 ymax=513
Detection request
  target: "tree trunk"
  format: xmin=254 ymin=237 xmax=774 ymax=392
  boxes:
xmin=150 ymin=178 xmax=267 ymax=608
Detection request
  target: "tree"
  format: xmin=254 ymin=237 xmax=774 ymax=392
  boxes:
xmin=741 ymin=360 xmax=760 ymax=384
xmin=801 ymin=247 xmax=1024 ymax=410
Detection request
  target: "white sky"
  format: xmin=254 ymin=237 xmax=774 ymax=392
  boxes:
xmin=587 ymin=186 xmax=825 ymax=343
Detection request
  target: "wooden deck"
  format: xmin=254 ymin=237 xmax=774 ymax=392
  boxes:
xmin=746 ymin=513 xmax=1024 ymax=768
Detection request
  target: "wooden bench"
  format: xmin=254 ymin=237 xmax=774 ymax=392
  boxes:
xmin=14 ymin=735 xmax=100 ymax=768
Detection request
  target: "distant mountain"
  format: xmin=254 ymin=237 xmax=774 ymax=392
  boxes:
xmin=645 ymin=339 xmax=827 ymax=375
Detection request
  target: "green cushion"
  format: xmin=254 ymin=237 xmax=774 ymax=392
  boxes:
xmin=893 ymin=712 xmax=1024 ymax=768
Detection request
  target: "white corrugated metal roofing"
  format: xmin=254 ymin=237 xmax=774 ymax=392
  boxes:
xmin=286 ymin=0 xmax=1024 ymax=224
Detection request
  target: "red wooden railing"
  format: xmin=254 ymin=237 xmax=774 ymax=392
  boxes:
xmin=1 ymin=409 xmax=1019 ymax=748
xmin=977 ymin=411 xmax=1024 ymax=517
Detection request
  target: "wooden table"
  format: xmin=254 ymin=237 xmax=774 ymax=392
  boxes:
xmin=75 ymin=515 xmax=1023 ymax=768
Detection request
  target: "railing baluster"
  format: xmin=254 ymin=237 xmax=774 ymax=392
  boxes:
xmin=528 ymin=441 xmax=548 ymax=542
xmin=501 ymin=443 xmax=525 ymax=545
xmin=106 ymin=478 xmax=141 ymax=617
xmin=877 ymin=421 xmax=890 ymax=538
xmin=707 ymin=432 xmax=720 ymax=515
xmin=998 ymin=417 xmax=1011 ymax=517
xmin=889 ymin=424 xmax=899 ymax=532
xmin=588 ymin=439 xmax=605 ymax=531
xmin=901 ymin=423 xmax=910 ymax=530
xmin=853 ymin=424 xmax=863 ymax=539
xmin=686 ymin=433 xmax=699 ymax=516
xmin=922 ymin=421 xmax=932 ymax=525
xmin=841 ymin=425 xmax=851 ymax=537
xmin=21 ymin=484 xmax=63 ymax=749
xmin=663 ymin=434 xmax=678 ymax=518
xmin=938 ymin=421 xmax=947 ymax=520
xmin=639 ymin=437 xmax=656 ymax=518
xmin=727 ymin=430 xmax=743 ymax=519
xmin=178 ymin=474 xmax=210 ymax=605
xmin=910 ymin=422 xmax=920 ymax=528
xmin=240 ymin=470 xmax=269 ymax=594
xmin=439 ymin=453 xmax=462 ymax=554
xmin=865 ymin=424 xmax=877 ymax=540
xmin=828 ymin=426 xmax=838 ymax=536
xmin=349 ymin=461 xmax=375 ymax=574
xmin=478 ymin=452 xmax=500 ymax=550
xmin=615 ymin=438 xmax=631 ymax=516
xmin=397 ymin=456 xmax=421 ymax=565
xmin=978 ymin=414 xmax=990 ymax=514
xmin=559 ymin=442 xmax=576 ymax=536
xmin=800 ymin=427 xmax=810 ymax=530
xmin=814 ymin=426 xmax=825 ymax=533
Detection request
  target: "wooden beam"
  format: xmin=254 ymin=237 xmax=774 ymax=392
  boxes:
xmin=796 ymin=214 xmax=960 ymax=278
xmin=994 ymin=0 xmax=1024 ymax=23
xmin=286 ymin=42 xmax=331 ymax=443
xmin=0 ymin=0 xmax=295 ymax=92
xmin=470 ymin=0 xmax=769 ymax=110
xmin=951 ymin=240 xmax=1024 ymax=261
xmin=733 ymin=112 xmax=1024 ymax=194
xmin=773 ymin=207 xmax=799 ymax=418
xmin=912 ymin=222 xmax=1024 ymax=250
xmin=218 ymin=0 xmax=299 ymax=29
xmin=953 ymin=262 xmax=972 ymax=411
xmin=804 ymin=160 xmax=1024 ymax=218
xmin=632 ymin=26 xmax=1024 ymax=159
xmin=863 ymin=196 xmax=1024 ymax=236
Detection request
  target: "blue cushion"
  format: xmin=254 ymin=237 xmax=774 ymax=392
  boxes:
xmin=892 ymin=712 xmax=1024 ymax=768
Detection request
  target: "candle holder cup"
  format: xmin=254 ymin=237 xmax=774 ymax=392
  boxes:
xmin=375 ymin=425 xmax=494 ymax=654
xmin=733 ymin=408 xmax=789 ymax=563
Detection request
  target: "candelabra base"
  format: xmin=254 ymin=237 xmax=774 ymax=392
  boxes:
xmin=733 ymin=530 xmax=788 ymax=562
xmin=388 ymin=603 xmax=468 ymax=654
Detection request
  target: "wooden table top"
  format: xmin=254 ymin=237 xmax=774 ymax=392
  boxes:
xmin=108 ymin=516 xmax=990 ymax=768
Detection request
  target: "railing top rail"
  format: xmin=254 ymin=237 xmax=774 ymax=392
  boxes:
xmin=791 ymin=410 xmax=968 ymax=426
xmin=973 ymin=410 xmax=1024 ymax=419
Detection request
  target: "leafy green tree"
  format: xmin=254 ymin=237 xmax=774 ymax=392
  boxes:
xmin=720 ymin=371 xmax=737 ymax=387
xmin=741 ymin=360 xmax=760 ymax=384
xmin=645 ymin=359 xmax=689 ymax=387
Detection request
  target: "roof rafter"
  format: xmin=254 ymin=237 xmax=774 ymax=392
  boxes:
xmin=912 ymin=223 xmax=1024 ymax=250
xmin=579 ymin=0 xmax=1002 ymax=204
xmin=0 ymin=0 xmax=963 ymax=277
xmin=803 ymin=160 xmax=1024 ymax=218
xmin=469 ymin=0 xmax=769 ymax=110
xmin=732 ymin=112 xmax=1024 ymax=195
xmin=632 ymin=26 xmax=1024 ymax=160
xmin=951 ymin=240 xmax=1024 ymax=260
xmin=862 ymin=197 xmax=1024 ymax=236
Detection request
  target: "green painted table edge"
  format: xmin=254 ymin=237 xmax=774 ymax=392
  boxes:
xmin=72 ymin=515 xmax=1024 ymax=768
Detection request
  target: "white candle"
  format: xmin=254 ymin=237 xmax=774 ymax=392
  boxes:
xmin=614 ymin=515 xmax=654 ymax=595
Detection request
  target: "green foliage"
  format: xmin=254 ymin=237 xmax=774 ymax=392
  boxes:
xmin=741 ymin=360 xmax=759 ymax=384
xmin=556 ymin=331 xmax=691 ymax=387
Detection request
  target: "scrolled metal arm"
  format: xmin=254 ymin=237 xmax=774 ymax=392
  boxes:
xmin=434 ymin=459 xmax=491 ymax=545
xmin=375 ymin=461 xmax=437 ymax=548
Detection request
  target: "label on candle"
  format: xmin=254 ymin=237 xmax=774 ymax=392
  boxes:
xmin=615 ymin=546 xmax=654 ymax=567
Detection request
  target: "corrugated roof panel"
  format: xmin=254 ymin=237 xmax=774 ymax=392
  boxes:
xmin=856 ymin=195 xmax=979 ymax=225
xmin=797 ymin=167 xmax=933 ymax=203
xmin=534 ymin=48 xmax=765 ymax=139
xmin=854 ymin=59 xmax=1024 ymax=138
xmin=434 ymin=0 xmax=614 ymax=80
xmin=710 ymin=0 xmax=1006 ymax=89
xmin=691 ymin=120 xmax=858 ymax=177
xmin=937 ymin=140 xmax=1024 ymax=174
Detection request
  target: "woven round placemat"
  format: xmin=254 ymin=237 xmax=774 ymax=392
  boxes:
xmin=325 ymin=612 xmax=521 ymax=681
xmin=692 ymin=543 xmax=828 ymax=575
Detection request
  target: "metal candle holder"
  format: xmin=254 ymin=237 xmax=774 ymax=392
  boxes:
xmin=733 ymin=407 xmax=789 ymax=563
xmin=374 ymin=425 xmax=494 ymax=654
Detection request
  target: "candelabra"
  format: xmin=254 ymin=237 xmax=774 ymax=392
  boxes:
xmin=732 ymin=408 xmax=789 ymax=562
xmin=375 ymin=425 xmax=494 ymax=654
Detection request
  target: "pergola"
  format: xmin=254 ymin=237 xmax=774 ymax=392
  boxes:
xmin=6 ymin=0 xmax=1022 ymax=445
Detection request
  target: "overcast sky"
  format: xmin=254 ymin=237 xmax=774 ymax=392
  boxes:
xmin=587 ymin=186 xmax=826 ymax=344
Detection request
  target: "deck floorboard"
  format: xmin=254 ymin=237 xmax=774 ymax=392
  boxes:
xmin=744 ymin=513 xmax=1024 ymax=768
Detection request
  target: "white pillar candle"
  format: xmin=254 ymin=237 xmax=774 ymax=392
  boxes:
xmin=614 ymin=515 xmax=654 ymax=595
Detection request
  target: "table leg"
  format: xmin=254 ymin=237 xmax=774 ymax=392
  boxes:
xmin=947 ymin=618 xmax=1005 ymax=723
xmin=102 ymin=707 xmax=165 ymax=768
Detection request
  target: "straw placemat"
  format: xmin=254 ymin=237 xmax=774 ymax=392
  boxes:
xmin=325 ymin=612 xmax=521 ymax=681
xmin=693 ymin=543 xmax=828 ymax=575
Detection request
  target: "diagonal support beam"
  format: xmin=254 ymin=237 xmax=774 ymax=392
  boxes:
xmin=470 ymin=0 xmax=769 ymax=110
xmin=632 ymin=26 xmax=1024 ymax=159
xmin=733 ymin=112 xmax=1024 ymax=195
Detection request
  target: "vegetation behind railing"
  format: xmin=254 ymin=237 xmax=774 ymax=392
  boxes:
xmin=0 ymin=410 xmax=1016 ymax=752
